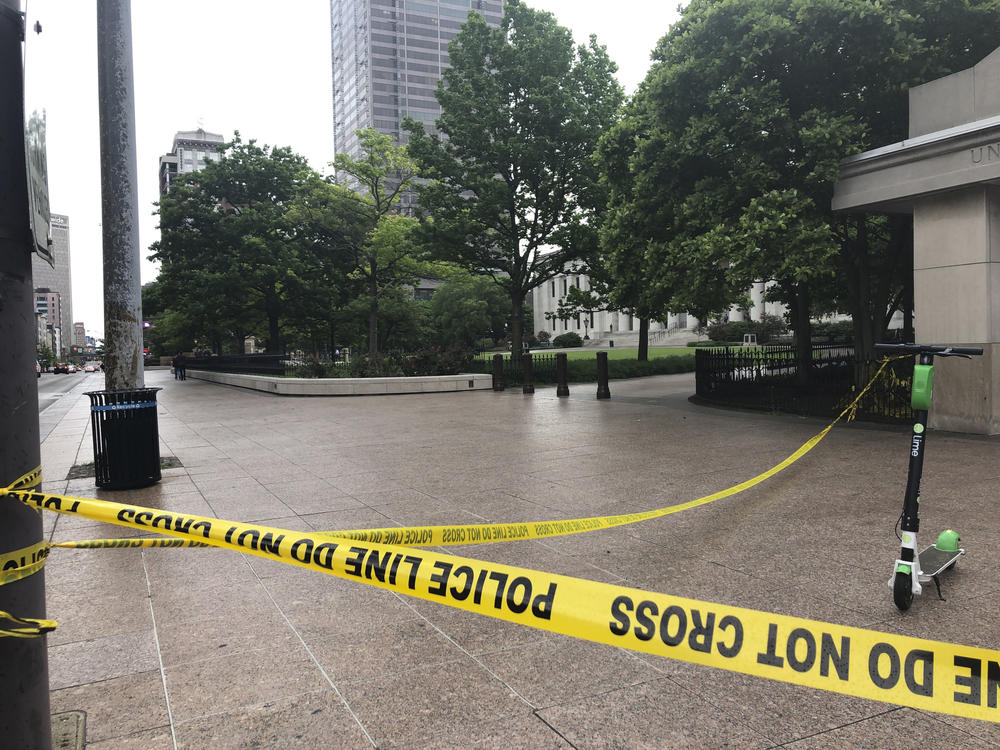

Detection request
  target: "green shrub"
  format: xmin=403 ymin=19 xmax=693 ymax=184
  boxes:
xmin=564 ymin=354 xmax=695 ymax=382
xmin=348 ymin=353 xmax=405 ymax=377
xmin=552 ymin=331 xmax=584 ymax=348
xmin=290 ymin=359 xmax=333 ymax=378
xmin=707 ymin=313 xmax=789 ymax=344
xmin=536 ymin=330 xmax=551 ymax=343
xmin=812 ymin=319 xmax=854 ymax=343
xmin=404 ymin=347 xmax=475 ymax=376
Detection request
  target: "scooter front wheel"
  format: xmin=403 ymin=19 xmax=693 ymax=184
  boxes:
xmin=893 ymin=570 xmax=914 ymax=611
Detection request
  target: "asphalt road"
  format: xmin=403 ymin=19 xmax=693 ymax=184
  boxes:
xmin=36 ymin=370 xmax=101 ymax=413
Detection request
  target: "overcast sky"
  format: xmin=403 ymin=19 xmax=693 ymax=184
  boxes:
xmin=23 ymin=0 xmax=683 ymax=340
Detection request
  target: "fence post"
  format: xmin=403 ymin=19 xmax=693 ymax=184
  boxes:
xmin=492 ymin=354 xmax=504 ymax=391
xmin=521 ymin=353 xmax=535 ymax=394
xmin=596 ymin=351 xmax=611 ymax=399
xmin=556 ymin=353 xmax=569 ymax=397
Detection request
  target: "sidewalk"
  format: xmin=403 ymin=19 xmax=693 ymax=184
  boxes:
xmin=38 ymin=369 xmax=1000 ymax=748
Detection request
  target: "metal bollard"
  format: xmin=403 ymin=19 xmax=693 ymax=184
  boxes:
xmin=492 ymin=353 xmax=505 ymax=391
xmin=596 ymin=351 xmax=611 ymax=399
xmin=556 ymin=352 xmax=569 ymax=397
xmin=521 ymin=352 xmax=535 ymax=394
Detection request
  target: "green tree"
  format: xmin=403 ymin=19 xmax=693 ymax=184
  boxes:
xmin=284 ymin=173 xmax=370 ymax=356
xmin=332 ymin=128 xmax=425 ymax=356
xmin=405 ymin=0 xmax=623 ymax=356
xmin=601 ymin=0 xmax=999 ymax=380
xmin=430 ymin=275 xmax=509 ymax=348
xmin=152 ymin=135 xmax=316 ymax=353
xmin=35 ymin=344 xmax=54 ymax=369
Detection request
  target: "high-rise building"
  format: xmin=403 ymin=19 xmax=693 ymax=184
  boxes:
xmin=331 ymin=0 xmax=504 ymax=164
xmin=31 ymin=213 xmax=73 ymax=356
xmin=74 ymin=322 xmax=87 ymax=349
xmin=158 ymin=128 xmax=225 ymax=197
xmin=34 ymin=290 xmax=62 ymax=355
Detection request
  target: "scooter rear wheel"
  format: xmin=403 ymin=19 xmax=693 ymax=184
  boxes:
xmin=893 ymin=570 xmax=914 ymax=611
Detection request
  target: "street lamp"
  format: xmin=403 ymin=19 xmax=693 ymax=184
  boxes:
xmin=583 ymin=315 xmax=590 ymax=340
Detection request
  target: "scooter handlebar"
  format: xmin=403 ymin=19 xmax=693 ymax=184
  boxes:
xmin=875 ymin=343 xmax=984 ymax=356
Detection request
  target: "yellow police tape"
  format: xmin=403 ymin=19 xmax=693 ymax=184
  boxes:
xmin=12 ymin=357 xmax=996 ymax=721
xmin=3 ymin=485 xmax=1000 ymax=723
xmin=0 ymin=610 xmax=57 ymax=639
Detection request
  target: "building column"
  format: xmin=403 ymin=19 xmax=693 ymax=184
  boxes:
xmin=912 ymin=185 xmax=999 ymax=434
xmin=750 ymin=282 xmax=765 ymax=322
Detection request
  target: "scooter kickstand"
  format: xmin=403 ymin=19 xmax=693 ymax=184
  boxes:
xmin=932 ymin=576 xmax=945 ymax=601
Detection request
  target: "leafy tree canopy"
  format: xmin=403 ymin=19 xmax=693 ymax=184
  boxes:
xmin=405 ymin=0 xmax=624 ymax=355
xmin=599 ymin=0 xmax=999 ymax=372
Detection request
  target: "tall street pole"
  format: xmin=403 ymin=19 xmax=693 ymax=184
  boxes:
xmin=0 ymin=0 xmax=52 ymax=747
xmin=98 ymin=0 xmax=143 ymax=390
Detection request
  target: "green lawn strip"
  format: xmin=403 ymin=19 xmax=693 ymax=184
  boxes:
xmin=474 ymin=346 xmax=692 ymax=361
xmin=560 ymin=347 xmax=692 ymax=360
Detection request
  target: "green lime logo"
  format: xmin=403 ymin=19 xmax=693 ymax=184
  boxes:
xmin=914 ymin=423 xmax=925 ymax=434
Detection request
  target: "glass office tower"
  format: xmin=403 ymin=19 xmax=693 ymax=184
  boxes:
xmin=331 ymin=0 xmax=504 ymax=163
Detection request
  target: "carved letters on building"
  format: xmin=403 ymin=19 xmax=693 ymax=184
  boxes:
xmin=970 ymin=143 xmax=1000 ymax=164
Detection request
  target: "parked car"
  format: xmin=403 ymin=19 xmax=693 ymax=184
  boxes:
xmin=83 ymin=362 xmax=98 ymax=372
xmin=67 ymin=364 xmax=78 ymax=373
xmin=53 ymin=362 xmax=69 ymax=374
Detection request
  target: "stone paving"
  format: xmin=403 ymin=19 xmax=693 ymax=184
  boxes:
xmin=36 ymin=368 xmax=1000 ymax=748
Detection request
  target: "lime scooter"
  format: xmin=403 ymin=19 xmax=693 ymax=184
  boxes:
xmin=874 ymin=343 xmax=984 ymax=611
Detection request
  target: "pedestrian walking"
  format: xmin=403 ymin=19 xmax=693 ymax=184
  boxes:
xmin=172 ymin=353 xmax=186 ymax=380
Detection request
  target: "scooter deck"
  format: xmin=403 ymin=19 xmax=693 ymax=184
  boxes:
xmin=919 ymin=545 xmax=963 ymax=578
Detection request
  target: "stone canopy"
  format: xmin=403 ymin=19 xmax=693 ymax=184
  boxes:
xmin=833 ymin=47 xmax=1000 ymax=435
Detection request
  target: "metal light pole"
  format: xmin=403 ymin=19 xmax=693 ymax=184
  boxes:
xmin=0 ymin=0 xmax=52 ymax=746
xmin=97 ymin=0 xmax=143 ymax=390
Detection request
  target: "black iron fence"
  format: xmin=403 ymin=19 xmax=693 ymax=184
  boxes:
xmin=183 ymin=353 xmax=288 ymax=375
xmin=468 ymin=353 xmax=560 ymax=386
xmin=695 ymin=345 xmax=913 ymax=422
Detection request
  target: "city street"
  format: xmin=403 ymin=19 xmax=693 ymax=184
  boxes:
xmin=37 ymin=369 xmax=101 ymax=414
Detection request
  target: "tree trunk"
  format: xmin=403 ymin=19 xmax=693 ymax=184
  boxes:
xmin=265 ymin=292 xmax=281 ymax=354
xmin=792 ymin=284 xmax=812 ymax=387
xmin=637 ymin=317 xmax=649 ymax=361
xmin=509 ymin=290 xmax=524 ymax=361
xmin=368 ymin=271 xmax=379 ymax=357
xmin=899 ymin=218 xmax=915 ymax=343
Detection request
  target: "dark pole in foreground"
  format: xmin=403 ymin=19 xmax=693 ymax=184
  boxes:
xmin=0 ymin=0 xmax=52 ymax=746
xmin=596 ymin=351 xmax=611 ymax=399
xmin=98 ymin=0 xmax=143 ymax=390
xmin=492 ymin=353 xmax=504 ymax=391
xmin=521 ymin=353 xmax=535 ymax=394
xmin=556 ymin=353 xmax=569 ymax=397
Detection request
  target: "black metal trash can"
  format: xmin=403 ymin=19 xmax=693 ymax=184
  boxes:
xmin=86 ymin=388 xmax=162 ymax=489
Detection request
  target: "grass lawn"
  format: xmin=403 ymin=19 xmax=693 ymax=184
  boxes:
xmin=477 ymin=347 xmax=694 ymax=360
xmin=558 ymin=347 xmax=692 ymax=360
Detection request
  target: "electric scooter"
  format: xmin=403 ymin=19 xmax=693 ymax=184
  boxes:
xmin=874 ymin=343 xmax=983 ymax=611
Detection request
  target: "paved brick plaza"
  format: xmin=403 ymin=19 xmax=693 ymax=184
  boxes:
xmin=36 ymin=368 xmax=1000 ymax=748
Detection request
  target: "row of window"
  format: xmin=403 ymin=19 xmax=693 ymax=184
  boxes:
xmin=374 ymin=94 xmax=438 ymax=110
xmin=549 ymin=277 xmax=584 ymax=297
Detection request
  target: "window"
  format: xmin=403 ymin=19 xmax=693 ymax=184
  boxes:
xmin=550 ymin=281 xmax=555 ymax=297
xmin=562 ymin=278 xmax=567 ymax=295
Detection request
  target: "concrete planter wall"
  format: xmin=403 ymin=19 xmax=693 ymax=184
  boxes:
xmin=188 ymin=370 xmax=493 ymax=396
